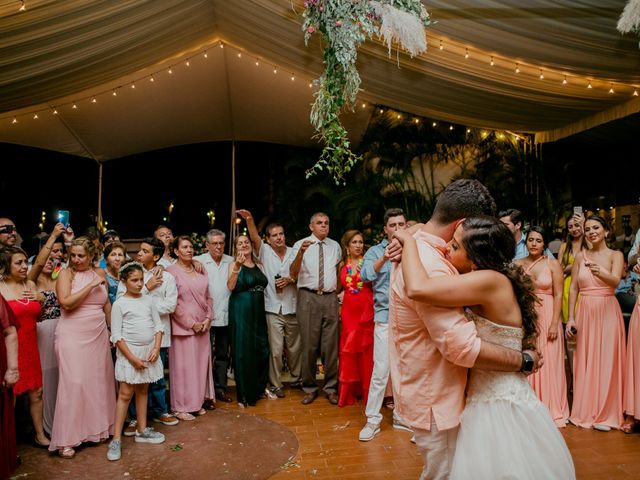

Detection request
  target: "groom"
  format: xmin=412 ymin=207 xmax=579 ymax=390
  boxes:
xmin=388 ymin=179 xmax=540 ymax=480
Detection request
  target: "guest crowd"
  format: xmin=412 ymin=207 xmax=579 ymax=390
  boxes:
xmin=1 ymin=199 xmax=639 ymax=476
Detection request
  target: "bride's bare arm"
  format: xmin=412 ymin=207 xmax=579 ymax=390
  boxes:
xmin=400 ymin=235 xmax=500 ymax=307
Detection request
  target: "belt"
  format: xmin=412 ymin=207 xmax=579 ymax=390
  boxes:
xmin=300 ymin=287 xmax=335 ymax=296
xmin=248 ymin=286 xmax=265 ymax=293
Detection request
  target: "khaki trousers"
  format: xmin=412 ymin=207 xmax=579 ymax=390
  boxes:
xmin=265 ymin=310 xmax=302 ymax=389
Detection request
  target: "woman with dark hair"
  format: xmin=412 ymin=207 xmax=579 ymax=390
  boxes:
xmin=0 ymin=247 xmax=48 ymax=448
xmin=166 ymin=236 xmax=214 ymax=420
xmin=49 ymin=236 xmax=115 ymax=458
xmin=103 ymin=241 xmax=127 ymax=305
xmin=558 ymin=214 xmax=584 ymax=323
xmin=227 ymin=234 xmax=269 ymax=407
xmin=566 ymin=215 xmax=625 ymax=432
xmin=396 ymin=216 xmax=575 ymax=479
xmin=336 ymin=230 xmax=374 ymax=407
xmin=516 ymin=226 xmax=569 ymax=427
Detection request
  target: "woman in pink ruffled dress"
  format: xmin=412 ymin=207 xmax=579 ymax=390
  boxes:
xmin=566 ymin=215 xmax=626 ymax=431
xmin=49 ymin=237 xmax=116 ymax=458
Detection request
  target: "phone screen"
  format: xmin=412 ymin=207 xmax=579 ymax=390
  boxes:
xmin=57 ymin=210 xmax=70 ymax=227
xmin=573 ymin=206 xmax=583 ymax=215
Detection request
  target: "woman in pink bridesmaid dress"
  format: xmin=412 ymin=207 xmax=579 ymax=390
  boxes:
xmin=516 ymin=227 xmax=569 ymax=427
xmin=623 ymin=264 xmax=640 ymax=433
xmin=49 ymin=237 xmax=116 ymax=458
xmin=566 ymin=216 xmax=626 ymax=431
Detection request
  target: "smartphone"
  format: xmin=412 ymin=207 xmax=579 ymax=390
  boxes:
xmin=57 ymin=210 xmax=70 ymax=227
xmin=570 ymin=326 xmax=577 ymax=335
xmin=573 ymin=206 xmax=583 ymax=215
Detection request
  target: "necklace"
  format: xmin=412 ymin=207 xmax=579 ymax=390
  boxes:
xmin=345 ymin=257 xmax=364 ymax=294
xmin=1 ymin=279 xmax=31 ymax=305
xmin=179 ymin=262 xmax=195 ymax=273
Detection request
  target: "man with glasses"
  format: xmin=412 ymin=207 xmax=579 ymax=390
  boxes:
xmin=194 ymin=229 xmax=235 ymax=403
xmin=0 ymin=218 xmax=17 ymax=248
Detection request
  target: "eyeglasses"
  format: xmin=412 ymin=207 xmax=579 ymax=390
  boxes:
xmin=208 ymin=242 xmax=225 ymax=246
xmin=0 ymin=225 xmax=16 ymax=234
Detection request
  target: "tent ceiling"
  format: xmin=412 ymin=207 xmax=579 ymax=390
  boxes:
xmin=0 ymin=0 xmax=639 ymax=160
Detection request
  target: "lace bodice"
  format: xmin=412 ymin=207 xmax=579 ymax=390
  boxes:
xmin=465 ymin=311 xmax=538 ymax=406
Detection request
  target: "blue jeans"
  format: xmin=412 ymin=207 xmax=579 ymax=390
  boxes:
xmin=129 ymin=348 xmax=169 ymax=420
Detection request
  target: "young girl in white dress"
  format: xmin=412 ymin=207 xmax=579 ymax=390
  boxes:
xmin=107 ymin=262 xmax=166 ymax=461
xmin=397 ymin=216 xmax=575 ymax=480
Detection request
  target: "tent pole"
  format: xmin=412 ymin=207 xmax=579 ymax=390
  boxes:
xmin=97 ymin=161 xmax=104 ymax=231
xmin=229 ymin=141 xmax=237 ymax=256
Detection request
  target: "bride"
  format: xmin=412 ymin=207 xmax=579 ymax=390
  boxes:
xmin=396 ymin=216 xmax=575 ymax=479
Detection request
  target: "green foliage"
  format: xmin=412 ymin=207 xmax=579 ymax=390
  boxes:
xmin=302 ymin=0 xmax=431 ymax=185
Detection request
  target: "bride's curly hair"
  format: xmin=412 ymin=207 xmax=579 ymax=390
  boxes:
xmin=459 ymin=216 xmax=539 ymax=349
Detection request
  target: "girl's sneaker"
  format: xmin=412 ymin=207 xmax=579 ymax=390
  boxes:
xmin=107 ymin=440 xmax=121 ymax=461
xmin=134 ymin=427 xmax=166 ymax=444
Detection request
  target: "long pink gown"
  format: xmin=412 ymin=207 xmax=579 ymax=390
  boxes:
xmin=167 ymin=265 xmax=215 ymax=413
xmin=569 ymin=257 xmax=626 ymax=429
xmin=526 ymin=257 xmax=569 ymax=427
xmin=49 ymin=270 xmax=116 ymax=451
xmin=625 ymin=299 xmax=640 ymax=420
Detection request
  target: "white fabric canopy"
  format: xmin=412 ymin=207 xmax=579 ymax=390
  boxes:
xmin=0 ymin=0 xmax=638 ymax=160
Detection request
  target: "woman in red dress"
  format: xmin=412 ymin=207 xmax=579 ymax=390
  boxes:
xmin=0 ymin=247 xmax=48 ymax=447
xmin=1 ymin=293 xmax=20 ymax=480
xmin=337 ymin=230 xmax=374 ymax=407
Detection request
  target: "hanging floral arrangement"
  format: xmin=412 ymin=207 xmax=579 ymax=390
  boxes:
xmin=618 ymin=0 xmax=640 ymax=46
xmin=303 ymin=0 xmax=432 ymax=184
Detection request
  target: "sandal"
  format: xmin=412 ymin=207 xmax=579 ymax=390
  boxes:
xmin=195 ymin=408 xmax=207 ymax=416
xmin=621 ymin=421 xmax=638 ymax=434
xmin=58 ymin=447 xmax=75 ymax=459
xmin=33 ymin=436 xmax=50 ymax=449
xmin=174 ymin=411 xmax=195 ymax=421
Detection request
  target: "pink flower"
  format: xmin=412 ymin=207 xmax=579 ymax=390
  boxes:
xmin=335 ymin=20 xmax=342 ymax=27
xmin=307 ymin=26 xmax=315 ymax=33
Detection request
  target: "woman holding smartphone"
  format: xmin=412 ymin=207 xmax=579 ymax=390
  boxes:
xmin=566 ymin=215 xmax=626 ymax=431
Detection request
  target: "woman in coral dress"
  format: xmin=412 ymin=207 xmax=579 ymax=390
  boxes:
xmin=566 ymin=215 xmax=626 ymax=431
xmin=49 ymin=237 xmax=116 ymax=458
xmin=516 ymin=227 xmax=569 ymax=427
xmin=623 ymin=262 xmax=640 ymax=432
xmin=337 ymin=230 xmax=374 ymax=407
xmin=0 ymin=247 xmax=48 ymax=448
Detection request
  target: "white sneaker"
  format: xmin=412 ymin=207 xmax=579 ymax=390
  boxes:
xmin=593 ymin=423 xmax=612 ymax=432
xmin=359 ymin=422 xmax=381 ymax=442
xmin=106 ymin=440 xmax=121 ymax=461
xmin=393 ymin=418 xmax=412 ymax=433
xmin=134 ymin=427 xmax=166 ymax=444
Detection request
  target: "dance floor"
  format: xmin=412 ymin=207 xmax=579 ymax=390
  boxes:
xmin=15 ymin=386 xmax=640 ymax=479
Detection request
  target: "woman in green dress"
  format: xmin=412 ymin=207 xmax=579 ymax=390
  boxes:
xmin=227 ymin=234 xmax=269 ymax=407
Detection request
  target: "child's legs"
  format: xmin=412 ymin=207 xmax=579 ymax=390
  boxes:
xmin=148 ymin=348 xmax=169 ymax=418
xmin=134 ymin=384 xmax=150 ymax=431
xmin=114 ymin=383 xmax=135 ymax=441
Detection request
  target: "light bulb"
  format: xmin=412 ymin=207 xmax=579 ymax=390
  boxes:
xmin=587 ymin=82 xmax=592 ymax=89
xmin=539 ymin=71 xmax=544 ymax=80
xmin=203 ymin=52 xmax=208 ymax=58
xmin=464 ymin=48 xmax=469 ymax=59
xmin=634 ymin=90 xmax=639 ymax=97
xmin=608 ymin=86 xmax=615 ymax=94
xmin=255 ymin=60 xmax=259 ymax=66
xmin=449 ymin=125 xmax=454 ymax=130
xmin=219 ymin=44 xmax=224 ymax=49
xmin=131 ymin=83 xmax=136 ymax=89
xmin=11 ymin=118 xmax=17 ymax=124
xmin=515 ymin=64 xmax=520 ymax=74
xmin=361 ymin=103 xmax=366 ymax=108
xmin=150 ymin=76 xmax=155 ymax=82
xmin=72 ymin=104 xmax=77 ymax=109
xmin=414 ymin=119 xmax=420 ymax=124
xmin=168 ymin=68 xmax=173 ymax=74
xmin=273 ymin=68 xmax=277 ymax=74
xmin=432 ymin=122 xmax=437 ymax=127
xmin=185 ymin=60 xmax=190 ymax=66
xmin=53 ymin=109 xmax=58 ymax=115
xmin=562 ymin=76 xmax=567 ymax=85
xmin=308 ymin=83 xmax=313 ymax=88
xmin=439 ymin=40 xmax=443 ymax=50
xmin=466 ymin=128 xmax=471 ymax=133
xmin=397 ymin=114 xmax=401 ymax=119
xmin=237 ymin=53 xmax=242 ymax=58
xmin=91 ymin=98 xmax=97 ymax=103
xmin=490 ymin=56 xmax=494 ymax=66
xmin=112 ymin=90 xmax=117 ymax=96
xmin=291 ymin=75 xmax=295 ymax=81
xmin=33 ymin=114 xmax=38 ymax=119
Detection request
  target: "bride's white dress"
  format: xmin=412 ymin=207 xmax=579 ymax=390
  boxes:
xmin=450 ymin=312 xmax=576 ymax=480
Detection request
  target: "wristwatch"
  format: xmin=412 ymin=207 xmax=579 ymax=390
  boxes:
xmin=520 ymin=351 xmax=535 ymax=374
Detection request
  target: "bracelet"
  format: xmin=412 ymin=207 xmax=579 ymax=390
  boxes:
xmin=232 ymin=268 xmax=240 ymax=274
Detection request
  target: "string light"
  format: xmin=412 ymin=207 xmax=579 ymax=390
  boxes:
xmin=112 ymin=90 xmax=117 ymax=96
xmin=379 ymin=108 xmax=384 ymax=114
xmin=490 ymin=56 xmax=494 ymax=66
xmin=237 ymin=53 xmax=242 ymax=58
xmin=432 ymin=121 xmax=437 ymax=127
xmin=439 ymin=40 xmax=443 ymax=51
xmin=515 ymin=63 xmax=520 ymax=74
xmin=634 ymin=90 xmax=639 ymax=96
xmin=273 ymin=67 xmax=277 ymax=74
xmin=52 ymin=109 xmax=58 ymax=115
xmin=609 ymin=85 xmax=615 ymax=94
xmin=587 ymin=81 xmax=592 ymax=89
xmin=449 ymin=125 xmax=454 ymax=130
xmin=185 ymin=60 xmax=190 ymax=67
xmin=308 ymin=82 xmax=313 ymax=88
xmin=33 ymin=113 xmax=38 ymax=119
xmin=203 ymin=52 xmax=208 ymax=58
xmin=219 ymin=44 xmax=224 ymax=49
xmin=396 ymin=114 xmax=401 ymax=119
xmin=150 ymin=75 xmax=155 ymax=82
xmin=562 ymin=76 xmax=567 ymax=85
xmin=11 ymin=118 xmax=17 ymax=124
xmin=464 ymin=48 xmax=469 ymax=59
xmin=291 ymin=74 xmax=295 ymax=81
xmin=131 ymin=83 xmax=136 ymax=89
xmin=72 ymin=103 xmax=77 ymax=109
xmin=414 ymin=118 xmax=420 ymax=124
xmin=539 ymin=70 xmax=544 ymax=80
xmin=255 ymin=60 xmax=260 ymax=66
xmin=361 ymin=103 xmax=366 ymax=108
xmin=466 ymin=128 xmax=471 ymax=133
xmin=91 ymin=97 xmax=97 ymax=103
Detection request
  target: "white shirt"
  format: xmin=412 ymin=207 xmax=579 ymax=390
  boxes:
xmin=258 ymin=241 xmax=297 ymax=315
xmin=110 ymin=295 xmax=164 ymax=346
xmin=629 ymin=229 xmax=640 ymax=262
xmin=291 ymin=234 xmax=341 ymax=292
xmin=116 ymin=268 xmax=177 ymax=348
xmin=194 ymin=252 xmax=234 ymax=327
xmin=157 ymin=256 xmax=176 ymax=268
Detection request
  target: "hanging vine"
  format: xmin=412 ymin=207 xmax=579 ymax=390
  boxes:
xmin=302 ymin=0 xmax=432 ymax=184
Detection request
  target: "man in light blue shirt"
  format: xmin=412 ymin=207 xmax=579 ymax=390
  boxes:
xmin=499 ymin=208 xmax=552 ymax=259
xmin=358 ymin=208 xmax=411 ymax=441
